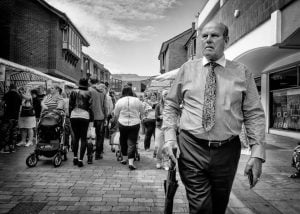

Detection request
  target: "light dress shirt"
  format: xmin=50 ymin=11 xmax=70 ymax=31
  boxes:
xmin=114 ymin=96 xmax=144 ymax=126
xmin=163 ymin=55 xmax=266 ymax=161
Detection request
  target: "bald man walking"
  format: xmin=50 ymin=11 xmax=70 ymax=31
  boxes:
xmin=163 ymin=21 xmax=266 ymax=214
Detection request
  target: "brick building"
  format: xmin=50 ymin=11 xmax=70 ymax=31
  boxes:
xmin=0 ymin=0 xmax=89 ymax=83
xmin=195 ymin=0 xmax=300 ymax=139
xmin=81 ymin=53 xmax=111 ymax=83
xmin=158 ymin=28 xmax=193 ymax=74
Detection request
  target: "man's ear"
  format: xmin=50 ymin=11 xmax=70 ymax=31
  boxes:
xmin=224 ymin=36 xmax=229 ymax=44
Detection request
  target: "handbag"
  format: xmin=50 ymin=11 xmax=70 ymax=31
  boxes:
xmin=20 ymin=99 xmax=35 ymax=117
xmin=87 ymin=125 xmax=96 ymax=151
xmin=20 ymin=106 xmax=35 ymax=117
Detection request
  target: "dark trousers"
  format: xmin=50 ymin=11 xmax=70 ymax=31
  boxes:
xmin=119 ymin=123 xmax=140 ymax=159
xmin=64 ymin=117 xmax=74 ymax=149
xmin=178 ymin=130 xmax=241 ymax=214
xmin=94 ymin=120 xmax=105 ymax=156
xmin=143 ymin=119 xmax=156 ymax=150
xmin=70 ymin=118 xmax=89 ymax=160
xmin=0 ymin=119 xmax=18 ymax=149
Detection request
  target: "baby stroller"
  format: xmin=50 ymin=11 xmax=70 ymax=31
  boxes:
xmin=26 ymin=109 xmax=68 ymax=167
xmin=114 ymin=135 xmax=141 ymax=162
xmin=109 ymin=116 xmax=140 ymax=162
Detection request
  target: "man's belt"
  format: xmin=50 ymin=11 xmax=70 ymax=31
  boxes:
xmin=204 ymin=135 xmax=238 ymax=148
xmin=181 ymin=130 xmax=238 ymax=148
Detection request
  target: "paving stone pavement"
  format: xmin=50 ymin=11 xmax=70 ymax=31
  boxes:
xmin=0 ymin=133 xmax=299 ymax=214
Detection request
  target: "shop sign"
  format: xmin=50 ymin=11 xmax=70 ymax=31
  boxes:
xmin=0 ymin=65 xmax=5 ymax=81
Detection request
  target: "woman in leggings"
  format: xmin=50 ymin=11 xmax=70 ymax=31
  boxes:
xmin=69 ymin=78 xmax=93 ymax=167
xmin=114 ymin=86 xmax=144 ymax=170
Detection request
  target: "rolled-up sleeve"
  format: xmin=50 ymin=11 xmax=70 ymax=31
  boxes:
xmin=243 ymin=68 xmax=266 ymax=162
xmin=162 ymin=66 xmax=184 ymax=143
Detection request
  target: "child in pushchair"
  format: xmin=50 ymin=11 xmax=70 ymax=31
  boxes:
xmin=109 ymin=115 xmax=140 ymax=162
xmin=290 ymin=142 xmax=300 ymax=178
xmin=26 ymin=109 xmax=68 ymax=167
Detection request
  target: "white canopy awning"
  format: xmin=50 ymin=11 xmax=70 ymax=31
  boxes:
xmin=0 ymin=58 xmax=76 ymax=88
xmin=147 ymin=68 xmax=180 ymax=92
xmin=153 ymin=68 xmax=179 ymax=82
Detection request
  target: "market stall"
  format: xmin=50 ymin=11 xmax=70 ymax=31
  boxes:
xmin=0 ymin=58 xmax=76 ymax=100
xmin=146 ymin=68 xmax=179 ymax=93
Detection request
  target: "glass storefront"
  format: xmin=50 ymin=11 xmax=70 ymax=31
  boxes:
xmin=269 ymin=66 xmax=300 ymax=131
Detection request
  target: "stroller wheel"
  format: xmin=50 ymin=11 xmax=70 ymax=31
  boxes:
xmin=26 ymin=154 xmax=38 ymax=167
xmin=53 ymin=153 xmax=62 ymax=167
xmin=111 ymin=147 xmax=115 ymax=153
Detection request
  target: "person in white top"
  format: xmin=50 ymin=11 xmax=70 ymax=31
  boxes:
xmin=114 ymin=86 xmax=144 ymax=170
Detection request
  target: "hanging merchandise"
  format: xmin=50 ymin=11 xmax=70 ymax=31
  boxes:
xmin=0 ymin=65 xmax=5 ymax=81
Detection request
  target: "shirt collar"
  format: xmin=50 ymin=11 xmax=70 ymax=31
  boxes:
xmin=202 ymin=55 xmax=226 ymax=68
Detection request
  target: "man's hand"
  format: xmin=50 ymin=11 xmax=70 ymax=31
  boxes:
xmin=162 ymin=140 xmax=179 ymax=164
xmin=244 ymin=157 xmax=262 ymax=188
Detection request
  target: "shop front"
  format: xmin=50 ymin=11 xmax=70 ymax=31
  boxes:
xmin=223 ymin=10 xmax=300 ymax=139
xmin=268 ymin=64 xmax=300 ymax=138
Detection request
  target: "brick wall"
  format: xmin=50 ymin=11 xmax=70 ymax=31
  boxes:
xmin=196 ymin=0 xmax=295 ymax=58
xmin=0 ymin=0 xmax=82 ymax=82
xmin=10 ymin=0 xmax=51 ymax=68
xmin=0 ymin=0 xmax=13 ymax=59
xmin=165 ymin=48 xmax=170 ymax=72
xmin=214 ymin=0 xmax=295 ymax=47
xmin=168 ymin=32 xmax=192 ymax=71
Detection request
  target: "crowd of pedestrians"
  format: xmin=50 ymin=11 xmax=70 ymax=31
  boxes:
xmin=0 ymin=77 xmax=170 ymax=171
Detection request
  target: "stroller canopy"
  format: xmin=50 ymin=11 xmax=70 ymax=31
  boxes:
xmin=40 ymin=110 xmax=64 ymax=126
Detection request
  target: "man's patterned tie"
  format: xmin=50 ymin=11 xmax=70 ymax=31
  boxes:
xmin=202 ymin=62 xmax=218 ymax=131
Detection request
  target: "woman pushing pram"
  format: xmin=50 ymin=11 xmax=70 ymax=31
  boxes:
xmin=26 ymin=85 xmax=68 ymax=167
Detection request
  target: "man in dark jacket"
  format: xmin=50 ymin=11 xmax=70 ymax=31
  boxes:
xmin=31 ymin=89 xmax=41 ymax=120
xmin=2 ymin=84 xmax=22 ymax=152
xmin=89 ymin=77 xmax=107 ymax=161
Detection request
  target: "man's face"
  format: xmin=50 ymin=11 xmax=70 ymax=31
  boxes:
xmin=200 ymin=22 xmax=228 ymax=61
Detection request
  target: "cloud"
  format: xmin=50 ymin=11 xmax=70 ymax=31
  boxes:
xmin=46 ymin=0 xmax=178 ymax=41
xmin=44 ymin=0 xmax=179 ymax=74
xmin=60 ymin=0 xmax=178 ymax=20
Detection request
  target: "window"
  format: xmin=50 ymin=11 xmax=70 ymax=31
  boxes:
xmin=270 ymin=67 xmax=298 ymax=91
xmin=193 ymin=39 xmax=196 ymax=56
xmin=269 ymin=65 xmax=300 ymax=131
xmin=62 ymin=26 xmax=81 ymax=59
xmin=188 ymin=38 xmax=196 ymax=60
xmin=270 ymin=89 xmax=300 ymax=131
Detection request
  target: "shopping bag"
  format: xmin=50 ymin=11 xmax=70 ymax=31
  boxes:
xmin=87 ymin=126 xmax=96 ymax=150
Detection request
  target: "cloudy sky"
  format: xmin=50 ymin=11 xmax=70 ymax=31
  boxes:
xmin=45 ymin=0 xmax=202 ymax=76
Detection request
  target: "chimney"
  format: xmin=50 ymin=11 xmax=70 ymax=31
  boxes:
xmin=192 ymin=22 xmax=195 ymax=32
